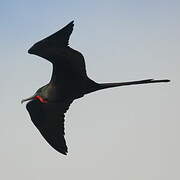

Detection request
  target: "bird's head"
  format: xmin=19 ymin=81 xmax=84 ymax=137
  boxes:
xmin=21 ymin=85 xmax=49 ymax=104
xmin=21 ymin=93 xmax=37 ymax=104
xmin=21 ymin=92 xmax=48 ymax=104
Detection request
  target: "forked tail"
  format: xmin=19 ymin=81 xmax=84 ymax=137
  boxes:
xmin=85 ymin=78 xmax=170 ymax=94
xmin=96 ymin=79 xmax=170 ymax=92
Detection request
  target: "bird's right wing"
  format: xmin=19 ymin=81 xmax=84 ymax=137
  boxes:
xmin=26 ymin=99 xmax=73 ymax=155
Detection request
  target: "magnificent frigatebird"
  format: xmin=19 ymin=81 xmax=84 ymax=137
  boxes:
xmin=22 ymin=21 xmax=170 ymax=155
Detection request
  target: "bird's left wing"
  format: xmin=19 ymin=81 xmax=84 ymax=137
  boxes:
xmin=26 ymin=99 xmax=73 ymax=155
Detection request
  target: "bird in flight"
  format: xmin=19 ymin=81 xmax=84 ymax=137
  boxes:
xmin=22 ymin=21 xmax=170 ymax=155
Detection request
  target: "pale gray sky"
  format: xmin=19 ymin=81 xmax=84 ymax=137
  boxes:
xmin=0 ymin=0 xmax=179 ymax=179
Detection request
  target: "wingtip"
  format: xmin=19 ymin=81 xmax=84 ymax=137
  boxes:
xmin=71 ymin=20 xmax=74 ymax=28
xmin=61 ymin=151 xmax=68 ymax=155
xmin=70 ymin=20 xmax=74 ymax=24
xmin=68 ymin=20 xmax=74 ymax=26
xmin=65 ymin=20 xmax=74 ymax=30
xmin=56 ymin=149 xmax=68 ymax=155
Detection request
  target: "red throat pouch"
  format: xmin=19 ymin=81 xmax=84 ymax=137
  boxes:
xmin=35 ymin=96 xmax=48 ymax=103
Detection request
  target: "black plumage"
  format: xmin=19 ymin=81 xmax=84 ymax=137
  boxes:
xmin=22 ymin=21 xmax=170 ymax=155
xmin=26 ymin=100 xmax=72 ymax=155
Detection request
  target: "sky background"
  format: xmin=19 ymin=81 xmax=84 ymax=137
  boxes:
xmin=0 ymin=0 xmax=179 ymax=179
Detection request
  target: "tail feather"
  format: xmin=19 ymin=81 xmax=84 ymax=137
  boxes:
xmin=97 ymin=79 xmax=170 ymax=91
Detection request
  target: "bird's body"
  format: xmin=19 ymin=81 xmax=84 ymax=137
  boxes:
xmin=31 ymin=43 xmax=98 ymax=102
xmin=22 ymin=21 xmax=170 ymax=155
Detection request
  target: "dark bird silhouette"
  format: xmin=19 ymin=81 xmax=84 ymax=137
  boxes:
xmin=22 ymin=21 xmax=170 ymax=155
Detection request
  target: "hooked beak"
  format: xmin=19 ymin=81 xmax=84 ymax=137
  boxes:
xmin=21 ymin=94 xmax=36 ymax=104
